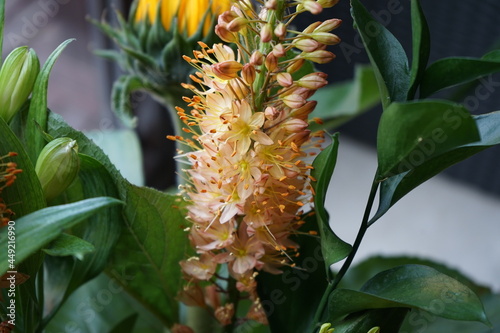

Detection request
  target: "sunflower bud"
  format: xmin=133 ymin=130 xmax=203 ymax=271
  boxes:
xmin=35 ymin=137 xmax=80 ymax=201
xmin=0 ymin=47 xmax=40 ymax=123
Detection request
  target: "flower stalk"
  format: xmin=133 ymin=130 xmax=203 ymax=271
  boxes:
xmin=172 ymin=0 xmax=342 ymax=329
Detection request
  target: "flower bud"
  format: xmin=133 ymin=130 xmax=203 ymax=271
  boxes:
xmin=297 ymin=72 xmax=328 ymax=89
xmin=294 ymin=38 xmax=321 ymax=52
xmin=264 ymin=53 xmax=278 ymax=72
xmin=282 ymin=93 xmax=306 ymax=109
xmin=309 ymin=32 xmax=341 ymax=45
xmin=215 ymin=25 xmax=238 ymax=43
xmin=276 ymin=72 xmax=293 ymax=87
xmin=303 ymin=0 xmax=323 ymax=14
xmin=286 ymin=57 xmax=305 ymax=74
xmin=303 ymin=21 xmax=322 ymax=34
xmin=260 ymin=23 xmax=273 ymax=43
xmin=301 ymin=50 xmax=336 ymax=64
xmin=241 ymin=64 xmax=256 ymax=85
xmin=227 ymin=17 xmax=249 ymax=32
xmin=250 ymin=51 xmax=264 ymax=66
xmin=35 ymin=137 xmax=80 ymax=201
xmin=318 ymin=0 xmax=340 ymax=8
xmin=315 ymin=18 xmax=342 ymax=32
xmin=212 ymin=60 xmax=243 ymax=80
xmin=274 ymin=23 xmax=287 ymax=39
xmin=0 ymin=47 xmax=40 ymax=123
xmin=272 ymin=44 xmax=286 ymax=57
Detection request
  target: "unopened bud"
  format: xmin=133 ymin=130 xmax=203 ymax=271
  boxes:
xmin=215 ymin=25 xmax=238 ymax=43
xmin=265 ymin=106 xmax=279 ymax=120
xmin=319 ymin=323 xmax=334 ymax=333
xmin=260 ymin=23 xmax=273 ymax=43
xmin=315 ymin=18 xmax=342 ymax=32
xmin=265 ymin=53 xmax=278 ymax=72
xmin=303 ymin=0 xmax=323 ymax=14
xmin=303 ymin=21 xmax=322 ymax=34
xmin=272 ymin=44 xmax=286 ymax=58
xmin=241 ymin=64 xmax=256 ymax=85
xmin=283 ymin=118 xmax=308 ymax=132
xmin=227 ymin=17 xmax=249 ymax=32
xmin=0 ymin=46 xmax=40 ymax=123
xmin=287 ymin=57 xmax=305 ymax=74
xmin=282 ymin=93 xmax=306 ymax=109
xmin=301 ymin=50 xmax=336 ymax=64
xmin=297 ymin=72 xmax=328 ymax=89
xmin=212 ymin=60 xmax=243 ymax=80
xmin=318 ymin=0 xmax=339 ymax=8
xmin=294 ymin=38 xmax=321 ymax=52
xmin=276 ymin=72 xmax=294 ymax=87
xmin=274 ymin=23 xmax=287 ymax=39
xmin=265 ymin=0 xmax=277 ymax=9
xmin=367 ymin=327 xmax=380 ymax=333
xmin=218 ymin=11 xmax=238 ymax=25
xmin=250 ymin=51 xmax=264 ymax=66
xmin=290 ymin=100 xmax=317 ymax=120
xmin=309 ymin=32 xmax=341 ymax=45
xmin=35 ymin=137 xmax=80 ymax=201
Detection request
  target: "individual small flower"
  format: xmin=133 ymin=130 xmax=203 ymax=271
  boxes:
xmin=180 ymin=253 xmax=217 ymax=280
xmin=214 ymin=303 xmax=235 ymax=326
xmin=246 ymin=298 xmax=268 ymax=325
xmin=0 ymin=46 xmax=40 ymax=123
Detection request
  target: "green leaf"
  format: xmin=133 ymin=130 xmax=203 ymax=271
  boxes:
xmin=111 ymin=75 xmax=142 ymax=128
xmin=420 ymin=50 xmax=500 ymax=98
xmin=109 ymin=313 xmax=139 ymax=333
xmin=43 ymin=233 xmax=95 ymax=260
xmin=328 ymin=265 xmax=490 ymax=325
xmin=350 ymin=0 xmax=410 ymax=108
xmin=332 ymin=308 xmax=408 ymax=333
xmin=311 ymin=65 xmax=380 ymax=130
xmin=0 ymin=0 xmax=4 ymax=60
xmin=0 ymin=197 xmax=122 ymax=275
xmin=407 ymin=0 xmax=430 ymax=99
xmin=26 ymin=39 xmax=74 ymax=163
xmin=257 ymin=215 xmax=328 ymax=333
xmin=46 ymin=273 xmax=165 ymax=333
xmin=371 ymin=110 xmax=500 ymax=224
xmin=107 ymin=185 xmax=190 ymax=327
xmin=311 ymin=133 xmax=352 ymax=280
xmin=0 ymin=115 xmax=45 ymax=217
xmin=377 ymin=100 xmax=480 ymax=178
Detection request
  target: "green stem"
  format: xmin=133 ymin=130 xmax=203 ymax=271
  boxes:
xmin=223 ymin=277 xmax=240 ymax=333
xmin=311 ymin=175 xmax=380 ymax=331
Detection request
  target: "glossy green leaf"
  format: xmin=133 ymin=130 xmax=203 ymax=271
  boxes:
xmin=377 ymin=100 xmax=480 ymax=178
xmin=332 ymin=308 xmax=408 ymax=333
xmin=0 ymin=197 xmax=122 ymax=275
xmin=420 ymin=50 xmax=500 ymax=98
xmin=350 ymin=0 xmax=410 ymax=108
xmin=43 ymin=233 xmax=95 ymax=260
xmin=26 ymin=39 xmax=73 ymax=163
xmin=107 ymin=185 xmax=190 ymax=327
xmin=312 ymin=65 xmax=380 ymax=130
xmin=407 ymin=0 xmax=430 ymax=99
xmin=328 ymin=265 xmax=489 ymax=325
xmin=311 ymin=133 xmax=352 ymax=280
xmin=371 ymin=110 xmax=500 ymax=225
xmin=46 ymin=273 xmax=165 ymax=333
xmin=257 ymin=215 xmax=328 ymax=333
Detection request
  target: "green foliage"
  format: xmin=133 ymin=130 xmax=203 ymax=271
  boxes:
xmin=311 ymin=133 xmax=352 ymax=279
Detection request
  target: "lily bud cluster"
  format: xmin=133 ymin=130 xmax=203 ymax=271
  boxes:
xmin=171 ymin=0 xmax=341 ymax=326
